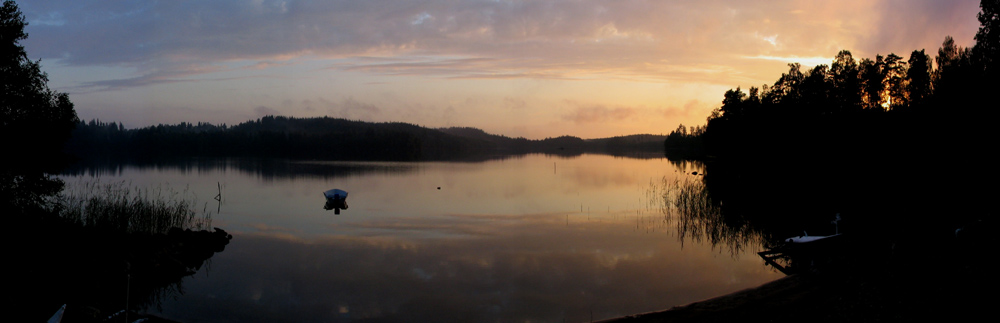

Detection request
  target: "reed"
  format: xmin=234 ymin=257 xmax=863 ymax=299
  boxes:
xmin=653 ymin=176 xmax=764 ymax=255
xmin=57 ymin=180 xmax=212 ymax=234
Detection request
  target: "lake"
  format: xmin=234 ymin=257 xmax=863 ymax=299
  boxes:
xmin=61 ymin=154 xmax=782 ymax=323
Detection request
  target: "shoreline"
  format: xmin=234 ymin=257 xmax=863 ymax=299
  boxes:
xmin=596 ymin=274 xmax=813 ymax=323
xmin=597 ymin=236 xmax=990 ymax=323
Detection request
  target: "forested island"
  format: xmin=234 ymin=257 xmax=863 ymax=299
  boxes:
xmin=65 ymin=116 xmax=667 ymax=162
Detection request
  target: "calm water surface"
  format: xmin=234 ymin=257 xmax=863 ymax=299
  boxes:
xmin=63 ymin=154 xmax=781 ymax=322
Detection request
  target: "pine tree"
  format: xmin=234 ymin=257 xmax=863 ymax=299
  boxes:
xmin=1 ymin=0 xmax=80 ymax=214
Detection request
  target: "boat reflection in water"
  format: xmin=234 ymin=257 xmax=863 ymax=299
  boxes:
xmin=323 ymin=188 xmax=349 ymax=214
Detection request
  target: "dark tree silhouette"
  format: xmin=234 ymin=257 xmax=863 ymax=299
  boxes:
xmin=682 ymin=0 xmax=1000 ymax=253
xmin=882 ymin=53 xmax=907 ymax=109
xmin=669 ymin=5 xmax=1000 ymax=320
xmin=771 ymin=63 xmax=805 ymax=105
xmin=663 ymin=123 xmax=705 ymax=159
xmin=933 ymin=36 xmax=973 ymax=99
xmin=905 ymin=50 xmax=932 ymax=109
xmin=831 ymin=50 xmax=862 ymax=113
xmin=1 ymin=0 xmax=79 ymax=214
xmin=720 ymin=87 xmax=747 ymax=118
xmin=974 ymin=0 xmax=999 ymax=76
xmin=859 ymin=55 xmax=886 ymax=110
xmin=800 ymin=64 xmax=833 ymax=115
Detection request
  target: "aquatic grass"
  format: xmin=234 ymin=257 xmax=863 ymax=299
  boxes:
xmin=653 ymin=176 xmax=764 ymax=256
xmin=57 ymin=180 xmax=212 ymax=234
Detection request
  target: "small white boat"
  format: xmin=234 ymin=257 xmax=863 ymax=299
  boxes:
xmin=323 ymin=189 xmax=349 ymax=214
xmin=785 ymin=234 xmax=840 ymax=244
xmin=785 ymin=214 xmax=842 ymax=244
xmin=323 ymin=189 xmax=348 ymax=200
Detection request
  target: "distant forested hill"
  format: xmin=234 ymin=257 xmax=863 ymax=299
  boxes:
xmin=65 ymin=116 xmax=665 ymax=161
xmin=438 ymin=127 xmax=666 ymax=156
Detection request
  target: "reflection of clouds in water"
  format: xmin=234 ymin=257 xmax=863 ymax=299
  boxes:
xmin=501 ymin=183 xmax=528 ymax=199
xmin=243 ymin=223 xmax=305 ymax=241
xmin=564 ymin=167 xmax=638 ymax=189
xmin=162 ymin=214 xmax=780 ymax=322
xmin=558 ymin=158 xmax=649 ymax=190
xmin=80 ymin=155 xmax=771 ymax=321
xmin=334 ymin=212 xmax=568 ymax=238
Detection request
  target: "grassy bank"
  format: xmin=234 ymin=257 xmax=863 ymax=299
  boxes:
xmin=14 ymin=180 xmax=229 ymax=322
xmin=56 ymin=180 xmax=213 ymax=234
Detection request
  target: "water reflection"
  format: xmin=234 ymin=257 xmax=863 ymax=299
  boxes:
xmin=648 ymin=165 xmax=767 ymax=256
xmin=59 ymin=155 xmax=783 ymax=322
xmin=158 ymin=213 xmax=778 ymax=323
xmin=62 ymin=158 xmax=419 ymax=180
xmin=651 ymin=159 xmax=866 ymax=275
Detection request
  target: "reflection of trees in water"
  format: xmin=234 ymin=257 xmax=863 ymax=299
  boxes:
xmin=651 ymin=176 xmax=765 ymax=256
xmin=664 ymin=158 xmax=706 ymax=176
xmin=61 ymin=158 xmax=421 ymax=180
xmin=62 ymin=153 xmax=667 ymax=181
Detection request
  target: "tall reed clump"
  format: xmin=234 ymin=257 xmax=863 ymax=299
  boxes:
xmin=57 ymin=180 xmax=212 ymax=234
xmin=656 ymin=177 xmax=763 ymax=255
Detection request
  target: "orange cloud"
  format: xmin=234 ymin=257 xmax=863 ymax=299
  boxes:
xmin=562 ymin=102 xmax=636 ymax=124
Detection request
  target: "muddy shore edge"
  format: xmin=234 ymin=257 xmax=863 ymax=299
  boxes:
xmin=598 ymin=261 xmax=986 ymax=322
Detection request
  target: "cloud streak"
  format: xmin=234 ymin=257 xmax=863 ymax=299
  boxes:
xmin=562 ymin=101 xmax=637 ymax=124
xmin=22 ymin=0 xmax=982 ymax=86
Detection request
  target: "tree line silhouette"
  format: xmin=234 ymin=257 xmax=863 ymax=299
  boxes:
xmin=655 ymin=6 xmax=997 ymax=318
xmin=67 ymin=117 xmax=473 ymax=161
xmin=66 ymin=116 xmax=668 ymax=162
xmin=663 ymin=0 xmax=999 ymax=257
xmin=667 ymin=34 xmax=997 ymax=161
xmin=667 ymin=0 xmax=998 ymax=162
xmin=700 ymin=35 xmax=995 ymax=160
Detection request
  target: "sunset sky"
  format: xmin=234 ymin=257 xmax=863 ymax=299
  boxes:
xmin=19 ymin=0 xmax=982 ymax=139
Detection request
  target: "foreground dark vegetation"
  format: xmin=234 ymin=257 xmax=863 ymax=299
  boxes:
xmin=646 ymin=165 xmax=989 ymax=322
xmin=18 ymin=209 xmax=232 ymax=322
xmin=11 ymin=177 xmax=233 ymax=322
